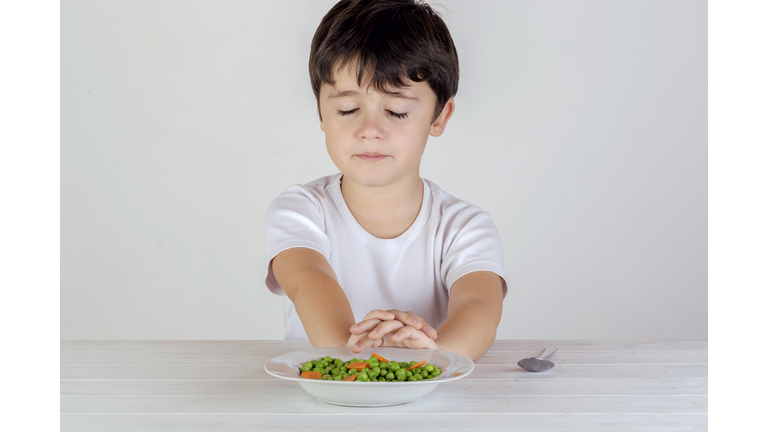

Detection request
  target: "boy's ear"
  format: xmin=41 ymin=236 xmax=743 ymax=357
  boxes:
xmin=430 ymin=98 xmax=455 ymax=137
xmin=320 ymin=117 xmax=325 ymax=132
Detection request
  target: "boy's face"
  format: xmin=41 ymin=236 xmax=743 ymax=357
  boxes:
xmin=319 ymin=65 xmax=454 ymax=189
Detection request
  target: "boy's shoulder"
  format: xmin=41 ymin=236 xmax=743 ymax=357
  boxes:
xmin=424 ymin=178 xmax=489 ymax=217
xmin=271 ymin=173 xmax=342 ymax=204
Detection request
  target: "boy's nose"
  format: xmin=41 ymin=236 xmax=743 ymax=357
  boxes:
xmin=357 ymin=112 xmax=385 ymax=140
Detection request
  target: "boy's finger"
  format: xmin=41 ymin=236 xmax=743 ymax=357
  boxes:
xmin=350 ymin=318 xmax=382 ymax=334
xmin=362 ymin=310 xmax=396 ymax=322
xmin=351 ymin=333 xmax=378 ymax=352
xmin=367 ymin=320 xmax=405 ymax=341
xmin=391 ymin=325 xmax=425 ymax=344
xmin=388 ymin=310 xmax=438 ymax=340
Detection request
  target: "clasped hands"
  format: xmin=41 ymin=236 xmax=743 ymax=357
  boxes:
xmin=346 ymin=309 xmax=439 ymax=354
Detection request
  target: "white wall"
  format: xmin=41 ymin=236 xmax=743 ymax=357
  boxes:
xmin=61 ymin=0 xmax=707 ymax=340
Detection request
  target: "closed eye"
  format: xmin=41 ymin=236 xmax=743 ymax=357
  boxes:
xmin=388 ymin=110 xmax=408 ymax=119
xmin=338 ymin=109 xmax=358 ymax=116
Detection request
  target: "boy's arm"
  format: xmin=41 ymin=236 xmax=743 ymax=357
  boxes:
xmin=271 ymin=247 xmax=356 ymax=347
xmin=435 ymin=271 xmax=504 ymax=361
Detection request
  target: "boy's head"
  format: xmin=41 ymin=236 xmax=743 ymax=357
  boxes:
xmin=309 ymin=0 xmax=459 ymax=123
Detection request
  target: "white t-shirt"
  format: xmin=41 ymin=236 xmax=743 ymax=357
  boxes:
xmin=264 ymin=173 xmax=507 ymax=340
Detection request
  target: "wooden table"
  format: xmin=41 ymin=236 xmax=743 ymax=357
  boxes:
xmin=61 ymin=340 xmax=707 ymax=431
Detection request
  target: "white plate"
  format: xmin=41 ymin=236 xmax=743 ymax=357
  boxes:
xmin=264 ymin=346 xmax=474 ymax=407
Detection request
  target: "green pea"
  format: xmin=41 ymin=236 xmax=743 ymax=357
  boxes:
xmin=397 ymin=374 xmax=406 ymax=381
xmin=386 ymin=372 xmax=395 ymax=380
xmin=421 ymin=370 xmax=429 ymax=378
xmin=390 ymin=362 xmax=400 ymax=371
xmin=425 ymin=364 xmax=435 ymax=372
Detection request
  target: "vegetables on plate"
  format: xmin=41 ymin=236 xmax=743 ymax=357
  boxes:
xmin=298 ymin=353 xmax=442 ymax=381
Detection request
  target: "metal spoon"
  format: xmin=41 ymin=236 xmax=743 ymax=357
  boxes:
xmin=517 ymin=347 xmax=558 ymax=372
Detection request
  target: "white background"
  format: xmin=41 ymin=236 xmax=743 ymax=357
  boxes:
xmin=60 ymin=0 xmax=707 ymax=340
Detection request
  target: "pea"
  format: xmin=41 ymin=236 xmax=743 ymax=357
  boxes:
xmin=431 ymin=370 xmax=441 ymax=377
xmin=357 ymin=373 xmax=369 ymax=382
xmin=390 ymin=362 xmax=400 ymax=371
xmin=405 ymin=370 xmax=413 ymax=377
xmin=397 ymin=374 xmax=406 ymax=381
xmin=420 ymin=370 xmax=429 ymax=378
xmin=367 ymin=359 xmax=379 ymax=368
xmin=425 ymin=364 xmax=435 ymax=372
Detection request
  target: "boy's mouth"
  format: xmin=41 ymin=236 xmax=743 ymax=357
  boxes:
xmin=355 ymin=152 xmax=389 ymax=162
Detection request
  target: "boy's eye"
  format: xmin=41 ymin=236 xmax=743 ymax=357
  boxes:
xmin=337 ymin=109 xmax=358 ymax=116
xmin=388 ymin=111 xmax=408 ymax=119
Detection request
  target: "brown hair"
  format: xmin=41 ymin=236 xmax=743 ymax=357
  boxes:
xmin=309 ymin=0 xmax=459 ymax=122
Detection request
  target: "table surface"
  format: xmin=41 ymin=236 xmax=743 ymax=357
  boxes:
xmin=61 ymin=339 xmax=707 ymax=431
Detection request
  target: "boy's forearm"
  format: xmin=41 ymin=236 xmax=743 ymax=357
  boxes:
xmin=291 ymin=272 xmax=356 ymax=348
xmin=271 ymin=248 xmax=355 ymax=348
xmin=435 ymin=298 xmax=501 ymax=361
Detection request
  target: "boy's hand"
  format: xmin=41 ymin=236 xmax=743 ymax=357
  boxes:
xmin=350 ymin=309 xmax=438 ymax=340
xmin=347 ymin=309 xmax=438 ymax=353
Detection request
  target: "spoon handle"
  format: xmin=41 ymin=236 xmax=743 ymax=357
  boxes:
xmin=540 ymin=347 xmax=558 ymax=360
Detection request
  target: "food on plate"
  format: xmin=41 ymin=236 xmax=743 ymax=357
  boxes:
xmin=298 ymin=353 xmax=442 ymax=381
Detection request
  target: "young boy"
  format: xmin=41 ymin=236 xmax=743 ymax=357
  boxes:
xmin=264 ymin=0 xmax=507 ymax=361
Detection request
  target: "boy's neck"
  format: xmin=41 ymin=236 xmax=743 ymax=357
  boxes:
xmin=340 ymin=173 xmax=424 ymax=240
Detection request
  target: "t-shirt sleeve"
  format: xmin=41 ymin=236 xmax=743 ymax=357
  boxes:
xmin=440 ymin=204 xmax=508 ymax=299
xmin=264 ymin=185 xmax=332 ymax=296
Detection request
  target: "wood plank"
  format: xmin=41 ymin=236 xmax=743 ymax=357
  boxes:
xmin=60 ymin=349 xmax=708 ymax=366
xmin=61 ymin=413 xmax=708 ymax=432
xmin=60 ymin=339 xmax=708 ymax=352
xmin=488 ymin=340 xmax=708 ymax=351
xmin=61 ymin=377 xmax=708 ymax=396
xmin=60 ymin=340 xmax=312 ymax=352
xmin=61 ymin=363 xmax=708 ymax=380
xmin=61 ymin=394 xmax=708 ymax=414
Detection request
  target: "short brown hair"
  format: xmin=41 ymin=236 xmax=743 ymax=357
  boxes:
xmin=309 ymin=0 xmax=459 ymax=122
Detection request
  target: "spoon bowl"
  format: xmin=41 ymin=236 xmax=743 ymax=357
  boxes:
xmin=517 ymin=347 xmax=558 ymax=372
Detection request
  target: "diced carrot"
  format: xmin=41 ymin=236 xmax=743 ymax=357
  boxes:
xmin=454 ymin=372 xmax=461 ymax=376
xmin=347 ymin=362 xmax=370 ymax=372
xmin=300 ymin=371 xmax=323 ymax=379
xmin=407 ymin=360 xmax=427 ymax=371
xmin=372 ymin=353 xmax=389 ymax=362
xmin=341 ymin=375 xmax=357 ymax=381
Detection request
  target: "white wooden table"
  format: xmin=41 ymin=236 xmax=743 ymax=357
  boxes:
xmin=61 ymin=340 xmax=707 ymax=431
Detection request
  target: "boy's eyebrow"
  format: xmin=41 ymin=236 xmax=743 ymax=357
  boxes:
xmin=328 ymin=89 xmax=419 ymax=101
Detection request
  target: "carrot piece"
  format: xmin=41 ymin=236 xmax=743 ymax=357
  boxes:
xmin=347 ymin=362 xmax=369 ymax=372
xmin=372 ymin=353 xmax=389 ymax=362
xmin=300 ymin=371 xmax=323 ymax=379
xmin=407 ymin=360 xmax=427 ymax=371
xmin=341 ymin=374 xmax=357 ymax=381
xmin=454 ymin=372 xmax=462 ymax=376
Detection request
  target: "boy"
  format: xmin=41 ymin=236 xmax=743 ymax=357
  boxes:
xmin=264 ymin=0 xmax=507 ymax=361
